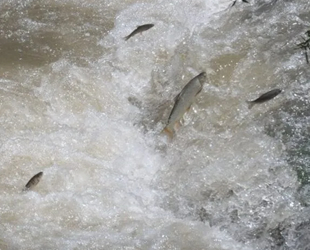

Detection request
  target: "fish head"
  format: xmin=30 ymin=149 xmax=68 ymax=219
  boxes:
xmin=197 ymin=72 xmax=207 ymax=84
xmin=139 ymin=24 xmax=154 ymax=29
xmin=272 ymin=89 xmax=282 ymax=96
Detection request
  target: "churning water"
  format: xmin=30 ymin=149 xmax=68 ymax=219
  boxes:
xmin=1 ymin=0 xmax=310 ymax=249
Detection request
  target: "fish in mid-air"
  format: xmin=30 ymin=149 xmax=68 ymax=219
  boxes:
xmin=23 ymin=172 xmax=43 ymax=191
xmin=162 ymin=72 xmax=207 ymax=139
xmin=246 ymin=88 xmax=282 ymax=109
xmin=231 ymin=0 xmax=249 ymax=8
xmin=124 ymin=24 xmax=154 ymax=41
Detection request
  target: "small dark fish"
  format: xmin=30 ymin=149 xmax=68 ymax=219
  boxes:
xmin=296 ymin=30 xmax=310 ymax=64
xmin=124 ymin=24 xmax=154 ymax=41
xmin=305 ymin=48 xmax=309 ymax=64
xmin=247 ymin=89 xmax=282 ymax=109
xmin=23 ymin=172 xmax=43 ymax=191
xmin=231 ymin=0 xmax=249 ymax=7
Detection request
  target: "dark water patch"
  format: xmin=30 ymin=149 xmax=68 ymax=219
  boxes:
xmin=263 ymin=87 xmax=310 ymax=208
xmin=267 ymin=224 xmax=286 ymax=248
xmin=266 ymin=210 xmax=310 ymax=250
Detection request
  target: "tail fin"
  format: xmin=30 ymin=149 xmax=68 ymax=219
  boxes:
xmin=124 ymin=35 xmax=131 ymax=41
xmin=161 ymin=126 xmax=174 ymax=140
xmin=246 ymin=101 xmax=255 ymax=110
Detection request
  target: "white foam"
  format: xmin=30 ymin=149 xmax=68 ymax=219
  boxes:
xmin=0 ymin=0 xmax=308 ymax=249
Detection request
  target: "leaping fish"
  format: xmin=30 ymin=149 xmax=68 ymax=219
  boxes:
xmin=23 ymin=171 xmax=43 ymax=191
xmin=162 ymin=72 xmax=207 ymax=139
xmin=124 ymin=24 xmax=154 ymax=41
xmin=231 ymin=0 xmax=249 ymax=8
xmin=246 ymin=88 xmax=282 ymax=109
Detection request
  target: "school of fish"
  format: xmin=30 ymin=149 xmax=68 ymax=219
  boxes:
xmin=19 ymin=3 xmax=284 ymax=193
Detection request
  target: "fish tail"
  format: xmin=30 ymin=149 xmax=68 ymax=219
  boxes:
xmin=124 ymin=35 xmax=131 ymax=41
xmin=246 ymin=101 xmax=255 ymax=110
xmin=161 ymin=126 xmax=174 ymax=139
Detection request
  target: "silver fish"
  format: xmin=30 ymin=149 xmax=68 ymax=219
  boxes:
xmin=247 ymin=88 xmax=282 ymax=109
xmin=23 ymin=171 xmax=43 ymax=191
xmin=162 ymin=72 xmax=207 ymax=138
xmin=124 ymin=24 xmax=154 ymax=41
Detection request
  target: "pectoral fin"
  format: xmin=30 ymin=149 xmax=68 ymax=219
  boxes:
xmin=174 ymin=121 xmax=182 ymax=130
xmin=161 ymin=126 xmax=174 ymax=139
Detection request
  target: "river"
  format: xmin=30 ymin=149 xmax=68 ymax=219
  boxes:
xmin=1 ymin=0 xmax=310 ymax=249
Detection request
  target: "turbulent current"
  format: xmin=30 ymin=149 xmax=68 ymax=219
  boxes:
xmin=1 ymin=0 xmax=310 ymax=249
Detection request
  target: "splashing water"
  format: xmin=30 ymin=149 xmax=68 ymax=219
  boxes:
xmin=1 ymin=0 xmax=310 ymax=249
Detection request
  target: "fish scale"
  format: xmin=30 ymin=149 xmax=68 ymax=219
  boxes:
xmin=162 ymin=72 xmax=207 ymax=138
